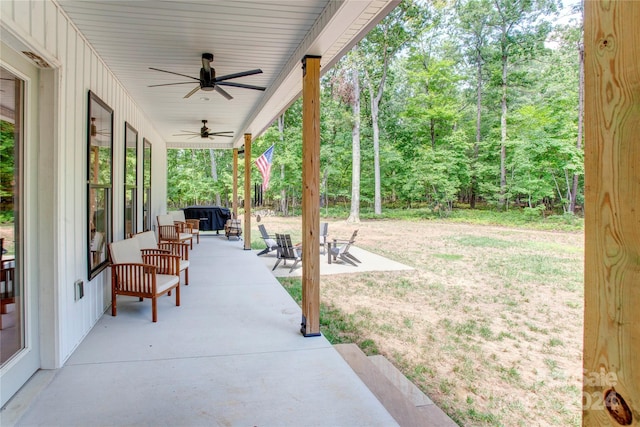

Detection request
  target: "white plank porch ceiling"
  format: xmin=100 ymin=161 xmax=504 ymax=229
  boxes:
xmin=57 ymin=0 xmax=398 ymax=149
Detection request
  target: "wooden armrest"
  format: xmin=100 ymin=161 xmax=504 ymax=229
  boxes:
xmin=332 ymin=239 xmax=352 ymax=244
xmin=141 ymin=253 xmax=180 ymax=275
xmin=141 ymin=248 xmax=170 ymax=255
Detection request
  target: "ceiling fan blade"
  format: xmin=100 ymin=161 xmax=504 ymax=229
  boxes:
xmin=214 ymin=85 xmax=233 ymax=100
xmin=188 ymin=135 xmax=199 ymax=139
xmin=149 ymin=67 xmax=200 ymax=81
xmin=184 ymin=86 xmax=201 ymax=99
xmin=217 ymin=81 xmax=266 ymax=91
xmin=209 ymin=133 xmax=233 ymax=138
xmin=215 ymin=69 xmax=263 ymax=82
xmin=148 ymin=82 xmax=199 ymax=87
xmin=208 ymin=131 xmax=233 ymax=135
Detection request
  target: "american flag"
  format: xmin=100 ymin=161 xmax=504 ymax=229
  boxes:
xmin=255 ymin=144 xmax=275 ymax=190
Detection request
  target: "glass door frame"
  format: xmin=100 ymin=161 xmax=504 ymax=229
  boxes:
xmin=0 ymin=45 xmax=41 ymax=408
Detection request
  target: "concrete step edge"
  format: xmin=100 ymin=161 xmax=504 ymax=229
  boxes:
xmin=367 ymin=354 xmax=458 ymax=427
xmin=334 ymin=343 xmax=436 ymax=427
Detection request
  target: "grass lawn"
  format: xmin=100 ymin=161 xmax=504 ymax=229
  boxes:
xmin=254 ymin=215 xmax=584 ymax=427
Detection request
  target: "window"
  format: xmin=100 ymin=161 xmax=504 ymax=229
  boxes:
xmin=1 ymin=66 xmax=24 ymax=364
xmin=143 ymin=139 xmax=152 ymax=231
xmin=87 ymin=91 xmax=113 ymax=279
xmin=124 ymin=123 xmax=138 ymax=238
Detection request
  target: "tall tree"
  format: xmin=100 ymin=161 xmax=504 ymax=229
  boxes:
xmin=457 ymin=0 xmax=494 ymax=208
xmin=347 ymin=58 xmax=361 ymax=223
xmin=491 ymin=0 xmax=558 ymax=209
xmin=570 ymin=26 xmax=584 ymax=213
xmin=360 ymin=0 xmax=429 ymax=215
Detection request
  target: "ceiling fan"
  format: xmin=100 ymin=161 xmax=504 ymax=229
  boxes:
xmin=173 ymin=120 xmax=234 ymax=140
xmin=90 ymin=117 xmax=110 ymax=137
xmin=149 ymin=53 xmax=266 ymax=100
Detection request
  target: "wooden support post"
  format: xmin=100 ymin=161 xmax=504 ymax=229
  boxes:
xmin=243 ymin=134 xmax=252 ymax=250
xmin=301 ymin=55 xmax=321 ymax=337
xmin=583 ymin=2 xmax=639 ymax=426
xmin=233 ymin=148 xmax=238 ymax=219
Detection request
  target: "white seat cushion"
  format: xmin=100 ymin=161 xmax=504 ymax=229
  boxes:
xmin=135 ymin=231 xmax=158 ymax=249
xmin=179 ymin=259 xmax=189 ymax=271
xmin=157 ymin=214 xmax=175 ymax=226
xmin=155 ymin=273 xmax=179 ymax=294
xmin=110 ymin=238 xmax=143 ymax=264
xmin=169 ymin=210 xmax=187 ymax=222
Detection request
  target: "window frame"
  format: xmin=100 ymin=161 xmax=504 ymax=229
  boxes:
xmin=124 ymin=122 xmax=138 ymax=238
xmin=142 ymin=138 xmax=152 ymax=231
xmin=87 ymin=91 xmax=113 ymax=280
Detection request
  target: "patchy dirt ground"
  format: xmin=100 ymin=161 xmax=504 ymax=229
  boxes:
xmin=257 ymin=216 xmax=584 ymax=427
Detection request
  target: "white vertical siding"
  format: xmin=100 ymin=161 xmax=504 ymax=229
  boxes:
xmin=1 ymin=0 xmax=167 ymax=366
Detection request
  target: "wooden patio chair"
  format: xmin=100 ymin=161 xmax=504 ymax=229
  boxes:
xmin=320 ymin=222 xmax=329 ymax=254
xmin=157 ymin=214 xmax=193 ymax=249
xmin=169 ymin=210 xmax=200 ymax=244
xmin=134 ymin=230 xmax=190 ymax=285
xmin=329 ymin=230 xmax=361 ymax=267
xmin=90 ymin=231 xmax=105 ymax=267
xmin=224 ymin=218 xmax=242 ymax=240
xmin=272 ymin=233 xmax=302 ymax=273
xmin=108 ymin=237 xmax=181 ymax=322
xmin=257 ymin=224 xmax=278 ymax=256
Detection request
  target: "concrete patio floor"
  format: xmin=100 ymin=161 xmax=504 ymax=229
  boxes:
xmin=2 ymin=235 xmax=399 ymax=427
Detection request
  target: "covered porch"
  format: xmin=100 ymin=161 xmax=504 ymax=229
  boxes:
xmin=4 ymin=235 xmax=398 ymax=426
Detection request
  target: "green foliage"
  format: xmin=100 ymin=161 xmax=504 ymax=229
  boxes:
xmin=165 ymin=1 xmax=583 ymax=218
xmin=1 ymin=121 xmax=16 ymax=202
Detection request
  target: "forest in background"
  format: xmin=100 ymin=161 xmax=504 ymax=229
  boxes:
xmin=167 ymin=0 xmax=584 ymax=221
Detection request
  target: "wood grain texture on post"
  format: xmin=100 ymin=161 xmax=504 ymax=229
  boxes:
xmin=301 ymin=55 xmax=321 ymax=336
xmin=243 ymin=134 xmax=252 ymax=250
xmin=583 ymin=1 xmax=639 ymax=426
xmin=233 ymin=148 xmax=238 ymax=219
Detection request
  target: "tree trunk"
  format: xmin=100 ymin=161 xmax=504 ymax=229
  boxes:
xmin=430 ymin=118 xmax=436 ymax=149
xmin=570 ymin=40 xmax=584 ymax=214
xmin=499 ymin=48 xmax=508 ymax=210
xmin=347 ymin=65 xmax=361 ymax=223
xmin=471 ymin=48 xmax=483 ymax=209
xmin=278 ymin=114 xmax=287 ymax=215
xmin=365 ymin=44 xmax=390 ymax=216
xmin=372 ymin=100 xmax=381 ymax=215
xmin=209 ymin=149 xmax=221 ymax=206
